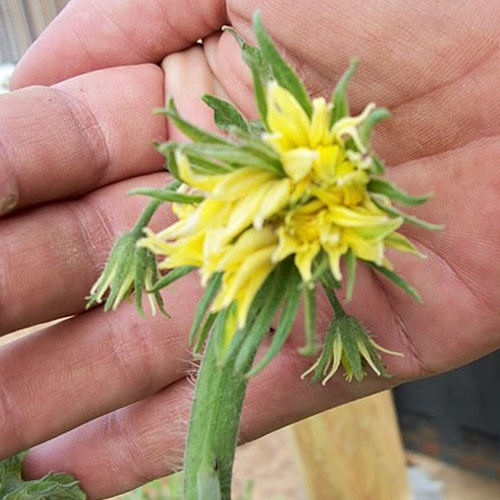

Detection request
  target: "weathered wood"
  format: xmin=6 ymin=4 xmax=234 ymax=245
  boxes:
xmin=291 ymin=391 xmax=410 ymax=500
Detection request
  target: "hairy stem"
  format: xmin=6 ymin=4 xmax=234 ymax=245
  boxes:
xmin=184 ymin=330 xmax=253 ymax=500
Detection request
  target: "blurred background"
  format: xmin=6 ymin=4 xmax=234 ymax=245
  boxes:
xmin=2 ymin=2 xmax=500 ymax=499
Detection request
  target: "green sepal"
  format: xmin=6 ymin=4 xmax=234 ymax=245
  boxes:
xmin=193 ymin=312 xmax=218 ymax=356
xmin=0 ymin=451 xmax=86 ymax=499
xmin=372 ymin=194 xmax=443 ymax=230
xmin=309 ymin=322 xmax=337 ymax=384
xmin=149 ymin=265 xmax=197 ymax=294
xmin=165 ymin=146 xmax=181 ymax=180
xmin=366 ymin=261 xmax=423 ymax=303
xmin=371 ymin=155 xmax=385 ymax=175
xmin=233 ymin=262 xmax=292 ymax=373
xmin=298 ymin=285 xmax=318 ymax=356
xmin=329 ymin=59 xmax=359 ymax=127
xmin=157 ymin=99 xmax=229 ymax=145
xmin=128 ymin=187 xmax=205 ymax=204
xmin=246 ymin=266 xmax=302 ymax=378
xmin=189 ymin=273 xmax=222 ymax=346
xmin=368 ymin=178 xmax=431 ymax=206
xmin=253 ymin=11 xmax=313 ymax=118
xmin=339 ymin=317 xmax=363 ymax=382
xmin=181 ymin=142 xmax=283 ymax=175
xmin=202 ymin=95 xmax=249 ymax=133
xmin=358 ymin=107 xmax=390 ymax=147
xmin=134 ymin=247 xmax=151 ymax=317
xmin=345 ymin=248 xmax=356 ymax=302
xmin=212 ymin=304 xmax=235 ymax=365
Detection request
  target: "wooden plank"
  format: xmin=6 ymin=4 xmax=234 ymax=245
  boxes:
xmin=291 ymin=391 xmax=410 ymax=500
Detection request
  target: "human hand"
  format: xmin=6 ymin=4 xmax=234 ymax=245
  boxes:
xmin=4 ymin=1 xmax=500 ymax=498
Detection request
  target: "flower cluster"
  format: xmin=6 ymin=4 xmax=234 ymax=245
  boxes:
xmin=90 ymin=13 xmax=439 ymax=383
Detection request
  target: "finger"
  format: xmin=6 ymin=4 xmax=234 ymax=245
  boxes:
xmin=0 ymin=47 xmax=223 ymax=335
xmin=162 ymin=45 xmax=228 ymax=141
xmin=22 ymin=346 xmax=393 ymax=499
xmin=10 ymin=0 xmax=228 ymax=89
xmin=378 ymin=136 xmax=500 ymax=374
xmin=0 ymin=64 xmax=165 ymax=216
xmin=0 ymin=172 xmax=169 ymax=335
xmin=0 ymin=275 xmax=200 ymax=462
xmin=202 ymin=4 xmax=500 ymax=166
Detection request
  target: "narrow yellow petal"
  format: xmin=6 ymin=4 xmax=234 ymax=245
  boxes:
xmin=212 ymin=167 xmax=276 ymax=201
xmin=323 ymin=242 xmax=347 ymax=281
xmin=385 ymin=232 xmax=426 ymax=258
xmin=309 ymin=98 xmax=331 ymax=148
xmin=254 ymin=179 xmax=291 ymax=229
xmin=281 ymin=148 xmax=317 ymax=182
xmin=295 ymin=242 xmax=321 ymax=281
xmin=176 ymin=150 xmax=221 ymax=191
xmin=328 ymin=206 xmax=389 ymax=228
xmin=234 ymin=262 xmax=274 ymax=328
xmin=267 ymin=82 xmax=310 ymax=148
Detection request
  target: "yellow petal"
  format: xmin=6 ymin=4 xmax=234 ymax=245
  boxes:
xmin=212 ymin=167 xmax=276 ymax=201
xmin=281 ymin=148 xmax=317 ymax=182
xmin=385 ymin=232 xmax=426 ymax=258
xmin=313 ymin=145 xmax=343 ymax=182
xmin=328 ymin=206 xmax=389 ymax=228
xmin=323 ymin=242 xmax=348 ymax=281
xmin=234 ymin=261 xmax=274 ymax=328
xmin=309 ymin=98 xmax=331 ymax=147
xmin=176 ymin=150 xmax=221 ymax=191
xmin=295 ymin=242 xmax=321 ymax=281
xmin=267 ymin=82 xmax=310 ymax=148
xmin=254 ymin=178 xmax=291 ymax=229
xmin=330 ymin=102 xmax=376 ymax=153
xmin=273 ymin=227 xmax=302 ymax=263
xmin=219 ymin=227 xmax=278 ymax=271
xmin=343 ymin=229 xmax=384 ymax=264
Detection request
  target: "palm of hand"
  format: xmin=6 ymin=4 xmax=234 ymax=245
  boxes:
xmin=2 ymin=1 xmax=499 ymax=497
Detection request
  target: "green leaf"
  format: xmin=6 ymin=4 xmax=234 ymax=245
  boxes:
xmin=371 ymin=194 xmax=444 ymax=230
xmin=345 ymin=248 xmax=356 ymax=302
xmin=253 ymin=11 xmax=313 ymax=117
xmin=330 ymin=59 xmax=359 ymax=127
xmin=128 ymin=188 xmax=205 ymax=204
xmin=365 ymin=261 xmax=423 ymax=303
xmin=0 ymin=451 xmax=86 ymax=499
xmin=358 ymin=107 xmax=390 ymax=147
xmin=202 ymin=95 xmax=249 ymax=133
xmin=225 ymin=26 xmax=271 ymax=125
xmin=157 ymin=99 xmax=229 ymax=145
xmin=298 ymin=285 xmax=318 ymax=356
xmin=224 ymin=26 xmax=271 ymax=82
xmin=368 ymin=178 xmax=431 ymax=206
xmin=149 ymin=265 xmax=197 ymax=293
xmin=189 ymin=273 xmax=222 ymax=346
xmin=339 ymin=317 xmax=363 ymax=382
xmin=246 ymin=267 xmax=302 ymax=377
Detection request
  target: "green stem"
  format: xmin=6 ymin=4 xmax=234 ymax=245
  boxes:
xmin=132 ymin=199 xmax=161 ymax=236
xmin=184 ymin=329 xmax=253 ymax=500
xmin=322 ymin=284 xmax=346 ymax=318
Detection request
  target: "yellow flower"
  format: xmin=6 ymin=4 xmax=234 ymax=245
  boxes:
xmin=140 ymin=82 xmax=423 ymax=343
